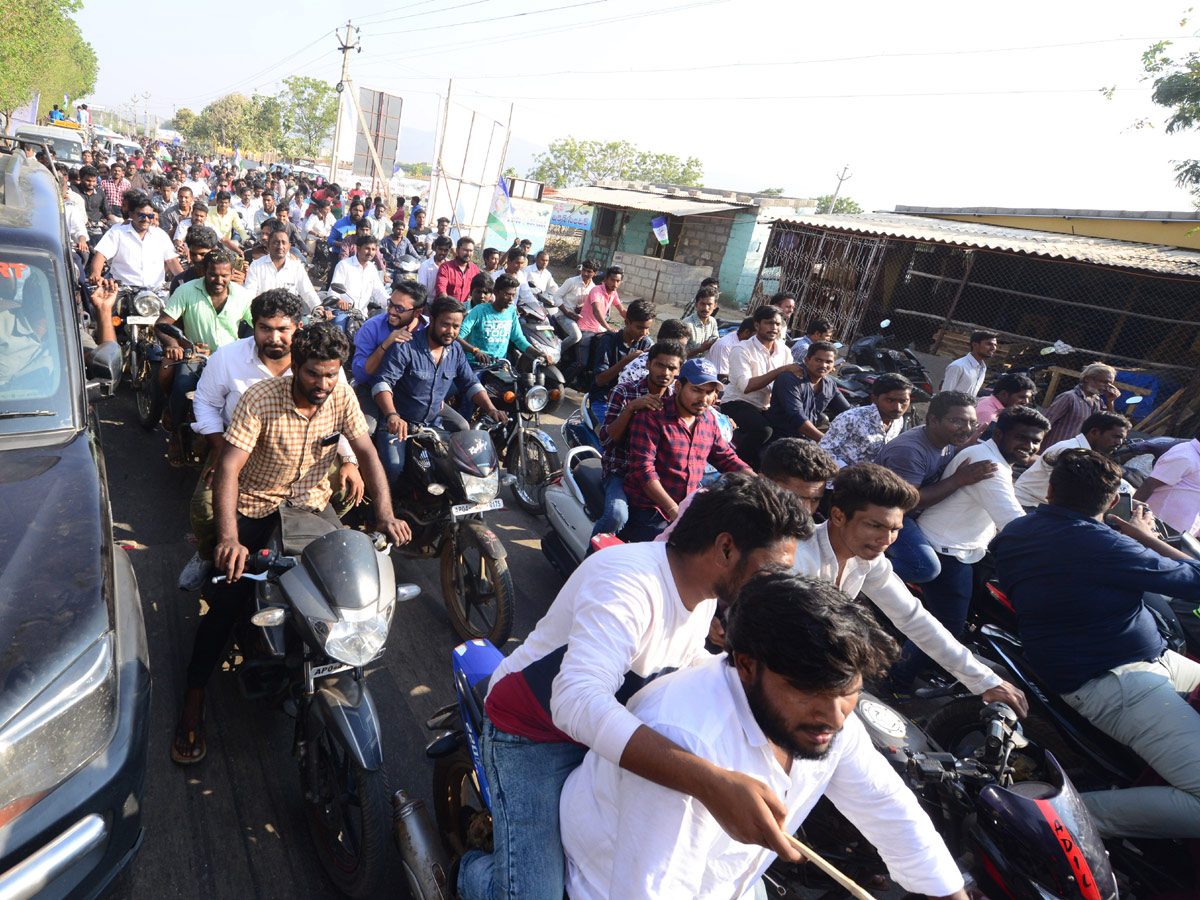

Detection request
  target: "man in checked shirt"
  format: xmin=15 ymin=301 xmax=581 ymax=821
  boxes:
xmin=623 ymin=358 xmax=750 ymax=542
xmin=170 ymin=323 xmax=410 ymax=765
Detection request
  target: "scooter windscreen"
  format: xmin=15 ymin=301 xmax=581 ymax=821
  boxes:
xmin=976 ymin=750 xmax=1117 ymax=900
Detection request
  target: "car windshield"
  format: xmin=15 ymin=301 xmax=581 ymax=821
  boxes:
xmin=18 ymin=133 xmax=82 ymax=164
xmin=0 ymin=248 xmax=74 ymax=436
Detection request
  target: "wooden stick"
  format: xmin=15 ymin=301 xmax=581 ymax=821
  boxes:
xmin=786 ymin=833 xmax=876 ymax=900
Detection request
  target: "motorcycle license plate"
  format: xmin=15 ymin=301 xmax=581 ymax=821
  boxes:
xmin=451 ymin=498 xmax=504 ymax=519
xmin=125 ymin=315 xmax=159 ymax=325
xmin=311 ymin=662 xmax=352 ymax=679
xmin=535 ymin=324 xmax=553 ymax=332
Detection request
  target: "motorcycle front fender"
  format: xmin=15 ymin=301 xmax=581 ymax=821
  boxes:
xmin=310 ymin=671 xmax=384 ymax=771
xmin=457 ymin=519 xmax=507 ymax=561
xmin=509 ymin=426 xmax=559 ymax=460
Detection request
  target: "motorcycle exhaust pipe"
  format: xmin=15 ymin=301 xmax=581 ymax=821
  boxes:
xmin=392 ymin=790 xmax=453 ymax=900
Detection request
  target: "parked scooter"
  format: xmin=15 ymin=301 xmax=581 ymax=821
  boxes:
xmin=387 ymin=421 xmax=516 ymax=644
xmin=214 ymin=516 xmax=419 ymax=899
xmin=542 ymin=445 xmax=610 ymax=577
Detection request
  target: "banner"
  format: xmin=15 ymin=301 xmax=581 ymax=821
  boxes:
xmin=550 ymin=201 xmax=594 ymax=230
xmin=353 ymin=88 xmax=403 ymax=183
xmin=651 ymin=215 xmax=670 ymax=245
xmin=484 ymin=195 xmax=553 ymax=254
xmin=7 ymin=92 xmax=40 ymax=134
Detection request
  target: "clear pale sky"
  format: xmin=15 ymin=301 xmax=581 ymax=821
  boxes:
xmin=76 ymin=0 xmax=1200 ymax=211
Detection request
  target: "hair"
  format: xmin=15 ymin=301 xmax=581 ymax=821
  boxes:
xmin=736 ymin=315 xmax=755 ymax=337
xmin=1082 ymin=411 xmax=1131 ymax=436
xmin=928 ymin=390 xmax=977 ymax=420
xmin=184 ymin=225 xmax=219 ymax=250
xmin=262 ymin=218 xmax=286 ymax=236
xmin=1048 ymin=448 xmax=1125 ymax=516
xmin=456 ymin=235 xmax=475 ymax=249
xmin=349 ymin=197 xmax=366 ymax=210
xmin=657 ymin=318 xmax=690 ymax=342
xmin=806 ymin=317 xmax=833 ymax=335
xmin=700 ymin=276 xmax=719 ymax=288
xmin=430 ymin=296 xmax=466 ymax=322
xmin=647 ymin=339 xmax=686 ymax=364
xmin=250 ymin=288 xmax=304 ymax=325
xmin=355 ymin=232 xmax=379 ymax=248
xmin=1081 ymin=362 xmax=1117 ymax=381
xmin=871 ymin=372 xmax=913 ymax=396
xmin=606 ymin=264 xmax=624 ymax=278
xmin=191 ymin=201 xmax=209 ymax=215
xmin=438 ymin=216 xmax=451 ymax=225
xmin=292 ymin=321 xmax=349 ymax=368
xmin=770 ymin=290 xmax=797 ymax=305
xmin=994 ymin=405 xmax=1051 ymax=436
xmin=433 ymin=235 xmax=454 ymax=252
xmin=760 ymin=438 xmax=839 ymax=484
xmin=805 ymin=340 xmax=838 ymax=359
xmin=215 ymin=189 xmax=231 ymax=202
xmin=79 ymin=164 xmax=98 ymax=179
xmin=483 ymin=247 xmax=500 ymax=261
xmin=993 ymin=372 xmax=1036 ymax=397
xmin=391 ymin=280 xmax=428 ymax=306
xmin=831 ymin=463 xmax=919 ymax=519
xmin=626 ymin=299 xmax=656 ymax=323
xmin=505 ymin=247 xmax=526 ymax=264
xmin=582 ymin=257 xmax=600 ymax=271
xmin=970 ymin=330 xmax=998 ymax=345
xmin=696 ymin=285 xmax=720 ymax=303
xmin=204 ymin=247 xmax=235 ymax=271
xmin=723 ymin=571 xmax=898 ymax=690
xmin=754 ymin=304 xmax=783 ymax=324
xmin=667 ymin=471 xmax=814 ymax=555
xmin=493 ymin=273 xmax=519 ymax=294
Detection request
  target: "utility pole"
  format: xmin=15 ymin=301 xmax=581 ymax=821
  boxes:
xmin=129 ymin=94 xmax=139 ymax=135
xmin=330 ymin=22 xmax=360 ymax=183
xmin=142 ymin=91 xmax=151 ymax=138
xmin=825 ymin=164 xmax=852 ymax=214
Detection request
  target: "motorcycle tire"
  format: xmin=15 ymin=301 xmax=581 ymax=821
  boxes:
xmin=508 ymin=437 xmax=556 ymax=516
xmin=135 ymin=359 xmax=163 ymax=430
xmin=304 ymin=730 xmax=391 ymax=900
xmin=431 ymin=746 xmax=490 ymax=858
xmin=440 ymin=527 xmax=515 ymax=645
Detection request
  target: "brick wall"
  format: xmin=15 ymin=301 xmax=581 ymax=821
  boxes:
xmin=612 ymin=251 xmax=713 ymax=310
xmin=675 ymin=212 xmax=734 ymax=271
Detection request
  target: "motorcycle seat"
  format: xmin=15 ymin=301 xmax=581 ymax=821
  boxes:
xmin=573 ymin=457 xmax=607 ymax=521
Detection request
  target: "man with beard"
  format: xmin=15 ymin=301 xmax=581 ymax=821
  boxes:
xmin=172 ymin=323 xmax=409 ymax=764
xmin=457 ymin=475 xmax=814 ymax=900
xmin=819 ymin=373 xmax=913 ymax=467
xmin=558 ymin=571 xmax=968 ymax=900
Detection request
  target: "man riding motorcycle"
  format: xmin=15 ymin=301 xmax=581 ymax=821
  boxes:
xmin=242 ymin=224 xmax=320 ymax=313
xmin=88 ymin=193 xmax=181 ymax=288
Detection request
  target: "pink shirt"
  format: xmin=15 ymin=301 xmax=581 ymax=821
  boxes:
xmin=975 ymin=394 xmax=1005 ymax=427
xmin=577 ymin=283 xmax=619 ymax=333
xmin=1146 ymin=439 xmax=1200 ymax=536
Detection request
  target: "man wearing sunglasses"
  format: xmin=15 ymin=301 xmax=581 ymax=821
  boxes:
xmin=351 ymin=279 xmax=429 ymax=429
xmin=88 ymin=195 xmax=182 ymax=288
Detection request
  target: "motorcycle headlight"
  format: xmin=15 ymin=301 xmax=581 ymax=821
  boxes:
xmin=525 ymin=385 xmax=549 ymax=413
xmin=0 ymin=635 xmax=116 ymax=826
xmin=132 ymin=291 xmax=163 ymax=317
xmin=311 ymin=597 xmax=395 ymax=667
xmin=462 ymin=469 xmax=499 ymax=504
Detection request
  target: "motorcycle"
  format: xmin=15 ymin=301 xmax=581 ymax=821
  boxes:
xmin=472 ymin=357 xmax=562 ymax=515
xmin=214 ymin=515 xmax=420 ymax=899
xmin=840 ymin=318 xmax=935 ymax=399
xmin=311 ymin=282 xmax=373 ymax=344
xmin=514 ymin=289 xmax=567 ymax=418
xmin=152 ymin=321 xmax=207 ymax=467
xmin=388 ymin=421 xmax=517 ymax=645
xmin=541 ymin=445 xmax=619 ymax=578
xmin=388 ymin=252 xmax=421 ymax=285
xmin=115 ymin=283 xmax=168 ymax=428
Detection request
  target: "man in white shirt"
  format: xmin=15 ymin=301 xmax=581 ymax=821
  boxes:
xmin=939 ymin=330 xmax=996 ymax=397
xmin=794 ymin=463 xmax=1027 ymax=713
xmin=242 ymin=226 xmax=321 ymax=313
xmin=560 ymin=571 xmax=969 ymax=900
xmin=181 ymin=288 xmax=361 ymax=590
xmin=1015 ymin=411 xmax=1129 ymax=510
xmin=328 ymin=233 xmax=390 ymax=330
xmin=303 ymin=199 xmax=335 ymax=248
xmin=88 ymin=193 xmax=182 ymax=288
xmin=708 ymin=315 xmax=754 ymax=377
xmin=891 ymin=405 xmax=1049 ymax=690
xmin=418 ymin=235 xmax=453 ymax=299
xmin=721 ymin=304 xmax=799 ymax=466
xmin=1135 ymin=437 xmax=1200 ymax=537
xmin=551 ymin=259 xmax=597 ymax=352
xmin=522 ymin=250 xmax=559 ymax=295
xmin=457 ymin=474 xmax=814 ymax=900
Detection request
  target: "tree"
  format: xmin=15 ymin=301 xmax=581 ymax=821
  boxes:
xmin=172 ymin=108 xmax=197 ymax=139
xmin=400 ymin=161 xmax=432 ymax=177
xmin=759 ymin=187 xmax=785 ymax=196
xmin=0 ymin=0 xmax=97 ymax=125
xmin=280 ymin=76 xmax=337 ymax=157
xmin=527 ymin=137 xmax=704 ymax=188
xmin=815 ymin=194 xmax=863 ymax=214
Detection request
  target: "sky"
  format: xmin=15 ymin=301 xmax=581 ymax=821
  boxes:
xmin=75 ymin=0 xmax=1200 ymax=212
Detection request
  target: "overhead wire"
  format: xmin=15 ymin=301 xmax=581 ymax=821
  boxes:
xmin=173 ymin=30 xmax=337 ymax=103
xmin=373 ymin=0 xmax=614 ymax=36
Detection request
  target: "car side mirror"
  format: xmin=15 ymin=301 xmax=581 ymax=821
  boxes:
xmin=85 ymin=340 xmax=123 ymax=402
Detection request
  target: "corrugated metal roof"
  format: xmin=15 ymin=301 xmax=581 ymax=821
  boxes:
xmin=775 ymin=213 xmax=1200 ymax=278
xmin=895 ymin=205 xmax=1200 ymax=222
xmin=553 ymin=185 xmax=746 ymax=217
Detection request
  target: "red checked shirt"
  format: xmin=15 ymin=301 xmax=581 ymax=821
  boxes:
xmin=600 ymin=377 xmax=673 ymax=478
xmin=100 ymin=177 xmax=131 ymax=208
xmin=624 ymin=403 xmax=749 ymax=510
xmin=435 ymin=259 xmax=481 ymax=304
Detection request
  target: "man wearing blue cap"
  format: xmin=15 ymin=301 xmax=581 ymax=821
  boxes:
xmin=624 ymin=357 xmax=750 ymax=541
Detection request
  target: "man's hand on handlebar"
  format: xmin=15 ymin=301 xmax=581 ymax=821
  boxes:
xmin=164 ymin=345 xmax=186 ymax=361
xmin=376 ymin=514 xmax=412 ymax=547
xmin=472 ymin=348 xmax=491 ymax=363
xmin=980 ymin=680 xmax=1028 ymax=718
xmin=336 ymin=299 xmax=351 ymax=311
xmin=214 ymin=536 xmax=250 ymax=582
xmin=385 ymin=412 xmax=409 ymax=439
xmin=483 ymin=408 xmax=508 ymax=426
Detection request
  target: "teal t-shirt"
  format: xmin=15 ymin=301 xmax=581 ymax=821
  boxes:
xmin=460 ymin=302 xmax=530 ymax=358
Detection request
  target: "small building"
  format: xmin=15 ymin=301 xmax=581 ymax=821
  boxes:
xmin=552 ymin=181 xmax=815 ymax=309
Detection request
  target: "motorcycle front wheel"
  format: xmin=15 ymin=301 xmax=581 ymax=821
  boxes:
xmin=304 ymin=730 xmax=390 ymax=900
xmin=432 ymin=746 xmax=490 ymax=858
xmin=135 ymin=358 xmax=163 ymax=429
xmin=440 ymin=526 xmax=515 ymax=645
xmin=508 ymin=433 xmax=557 ymax=516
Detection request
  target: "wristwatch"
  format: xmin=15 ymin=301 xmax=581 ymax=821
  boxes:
xmin=339 ymin=455 xmax=358 ymax=467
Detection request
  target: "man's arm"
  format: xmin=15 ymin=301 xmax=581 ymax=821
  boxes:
xmin=211 ymin=444 xmax=252 ymax=580
xmin=744 ymin=361 xmax=801 ymax=396
xmin=706 ymin=424 xmax=751 ymax=474
xmin=772 ymin=375 xmax=825 ymax=441
xmin=977 ymin=465 xmax=1027 ymax=532
xmin=603 ymin=392 xmax=661 ymax=447
xmin=1132 ymin=476 xmax=1164 ymax=504
xmin=595 ymin=340 xmax=644 ymax=388
xmin=345 ymin=431 xmax=411 ymax=547
xmin=434 ymin=262 xmax=451 ymax=298
xmin=916 ymin=457 xmax=997 ymax=509
xmin=626 ymin=415 xmax=679 ymax=517
xmin=940 ymin=361 xmax=966 ymax=393
xmin=590 ymin=294 xmax=617 ymax=332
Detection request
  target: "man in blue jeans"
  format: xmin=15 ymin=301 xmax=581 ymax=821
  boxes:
xmin=594 ymin=340 xmax=685 ymax=537
xmin=459 ymin=474 xmax=814 ymax=900
xmin=875 ymin=390 xmax=995 ymax=584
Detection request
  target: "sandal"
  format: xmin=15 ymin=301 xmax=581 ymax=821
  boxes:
xmin=171 ymin=705 xmax=206 ymax=765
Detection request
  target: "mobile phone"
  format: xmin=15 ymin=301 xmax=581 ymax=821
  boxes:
xmin=1111 ymin=493 xmax=1134 ymax=522
xmin=234 ymin=256 xmax=245 ymax=272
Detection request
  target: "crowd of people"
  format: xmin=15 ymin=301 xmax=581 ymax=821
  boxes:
xmin=43 ymin=133 xmax=1200 ymax=899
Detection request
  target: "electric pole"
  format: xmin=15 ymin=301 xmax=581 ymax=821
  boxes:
xmin=129 ymin=94 xmax=139 ymax=135
xmin=330 ymin=22 xmax=360 ymax=182
xmin=142 ymin=91 xmax=151 ymax=138
xmin=825 ymin=164 xmax=852 ymax=214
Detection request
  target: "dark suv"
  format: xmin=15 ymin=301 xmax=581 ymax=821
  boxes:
xmin=0 ymin=142 xmax=150 ymax=897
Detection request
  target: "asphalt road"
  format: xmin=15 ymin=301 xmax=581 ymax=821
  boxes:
xmin=101 ymin=387 xmax=569 ymax=900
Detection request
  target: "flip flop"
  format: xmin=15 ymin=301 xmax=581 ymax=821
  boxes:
xmin=170 ymin=708 xmax=206 ymax=765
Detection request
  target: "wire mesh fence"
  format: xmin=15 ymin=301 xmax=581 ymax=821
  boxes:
xmin=749 ymin=221 xmax=1200 ymax=435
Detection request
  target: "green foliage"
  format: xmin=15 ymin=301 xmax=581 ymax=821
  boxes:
xmin=280 ymin=76 xmax=337 ymax=157
xmin=169 ymin=78 xmax=335 ymax=155
xmin=503 ymin=165 xmax=518 ymax=178
xmin=400 ymin=161 xmax=432 ymax=177
xmin=527 ymin=137 xmax=704 ymax=188
xmin=0 ymin=0 xmax=97 ymax=122
xmin=759 ymin=187 xmax=785 ymax=196
xmin=815 ymin=194 xmax=863 ymax=214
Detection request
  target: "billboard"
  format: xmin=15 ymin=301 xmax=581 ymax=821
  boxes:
xmin=429 ymin=83 xmax=511 ymax=243
xmin=353 ymin=88 xmax=403 ymax=186
xmin=484 ymin=184 xmax=553 ymax=253
xmin=550 ymin=201 xmax=594 ymax=230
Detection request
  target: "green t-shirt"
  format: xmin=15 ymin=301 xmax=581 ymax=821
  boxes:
xmin=163 ymin=279 xmax=253 ymax=350
xmin=460 ymin=302 xmax=530 ymax=358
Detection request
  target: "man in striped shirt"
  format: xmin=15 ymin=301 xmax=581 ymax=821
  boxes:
xmin=1043 ymin=362 xmax=1120 ymax=449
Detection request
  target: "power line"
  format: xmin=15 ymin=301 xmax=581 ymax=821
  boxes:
xmin=368 ymin=0 xmax=493 ymax=28
xmin=374 ymin=0 xmax=613 ymax=36
xmin=172 ymin=30 xmax=336 ymax=103
xmin=447 ymin=85 xmax=1155 ymax=102
xmin=352 ymin=0 xmax=449 ymax=26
